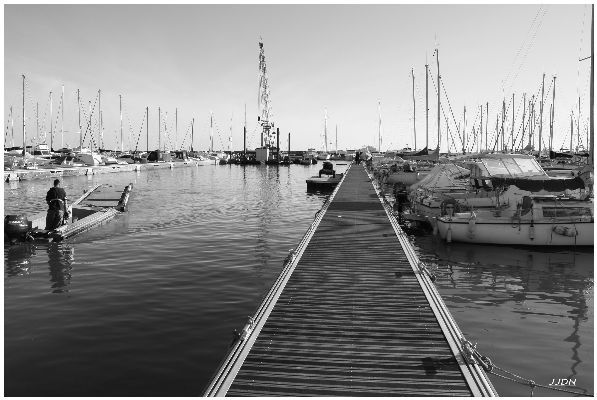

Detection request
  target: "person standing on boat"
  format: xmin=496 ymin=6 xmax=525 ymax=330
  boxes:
xmin=45 ymin=179 xmax=69 ymax=230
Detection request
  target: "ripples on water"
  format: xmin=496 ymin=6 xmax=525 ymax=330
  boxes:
xmin=4 ymin=164 xmax=593 ymax=396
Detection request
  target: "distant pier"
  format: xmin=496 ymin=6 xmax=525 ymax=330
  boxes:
xmin=204 ymin=164 xmax=497 ymax=396
xmin=4 ymin=160 xmax=202 ymax=182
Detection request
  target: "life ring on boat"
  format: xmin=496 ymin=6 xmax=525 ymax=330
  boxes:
xmin=440 ymin=198 xmax=460 ymax=216
xmin=552 ymin=225 xmax=578 ymax=237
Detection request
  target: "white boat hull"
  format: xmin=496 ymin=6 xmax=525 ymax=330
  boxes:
xmin=436 ymin=217 xmax=593 ymax=246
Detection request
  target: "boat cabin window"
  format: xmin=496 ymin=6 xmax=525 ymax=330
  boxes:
xmin=482 ymin=159 xmax=510 ymax=176
xmin=513 ymin=157 xmax=545 ymax=176
xmin=542 ymin=207 xmax=593 ymax=218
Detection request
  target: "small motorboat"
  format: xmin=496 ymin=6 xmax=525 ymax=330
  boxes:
xmin=4 ymin=183 xmax=133 ymax=244
xmin=306 ymin=161 xmax=343 ymax=191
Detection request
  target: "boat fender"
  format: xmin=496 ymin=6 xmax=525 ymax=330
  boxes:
xmin=553 ymin=225 xmax=578 ymax=237
xmin=521 ymin=196 xmax=533 ymax=216
xmin=432 ymin=218 xmax=439 ymax=236
xmin=446 ymin=224 xmax=452 ymax=243
xmin=239 ymin=316 xmax=255 ymax=342
xmin=529 ymin=222 xmax=535 ymax=240
xmin=467 ymin=212 xmax=476 ymax=238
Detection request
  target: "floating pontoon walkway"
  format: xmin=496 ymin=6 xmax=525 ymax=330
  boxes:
xmin=204 ymin=164 xmax=496 ymax=397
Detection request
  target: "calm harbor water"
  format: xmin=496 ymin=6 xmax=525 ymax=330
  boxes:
xmin=4 ymin=163 xmax=593 ymax=396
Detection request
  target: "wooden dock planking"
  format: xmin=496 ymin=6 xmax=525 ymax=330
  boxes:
xmin=206 ymin=165 xmax=495 ymax=397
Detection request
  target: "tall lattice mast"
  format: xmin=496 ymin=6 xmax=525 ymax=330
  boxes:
xmin=258 ymin=39 xmax=274 ymax=148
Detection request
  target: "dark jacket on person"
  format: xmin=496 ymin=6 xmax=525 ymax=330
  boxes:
xmin=46 ymin=187 xmax=67 ymax=212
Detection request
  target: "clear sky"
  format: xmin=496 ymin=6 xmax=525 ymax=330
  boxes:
xmin=4 ymin=4 xmax=593 ymax=153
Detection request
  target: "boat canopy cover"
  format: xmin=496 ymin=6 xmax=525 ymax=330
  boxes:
xmin=491 ymin=176 xmax=586 ymax=192
xmin=410 ymin=163 xmax=470 ymax=191
xmin=471 ymin=156 xmax=547 ymax=179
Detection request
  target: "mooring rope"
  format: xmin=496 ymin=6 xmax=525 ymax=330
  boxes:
xmin=460 ymin=338 xmax=592 ymax=397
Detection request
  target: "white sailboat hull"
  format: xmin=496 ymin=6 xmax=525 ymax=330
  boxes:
xmin=436 ymin=217 xmax=593 ymax=246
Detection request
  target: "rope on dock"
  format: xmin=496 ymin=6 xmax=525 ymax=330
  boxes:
xmin=460 ymin=339 xmax=593 ymax=397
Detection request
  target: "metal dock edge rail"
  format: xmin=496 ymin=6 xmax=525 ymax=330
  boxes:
xmin=368 ymin=168 xmax=497 ymax=397
xmin=204 ymin=164 xmax=497 ymax=397
xmin=203 ymin=165 xmax=352 ymax=396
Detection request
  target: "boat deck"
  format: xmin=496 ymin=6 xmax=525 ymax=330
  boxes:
xmin=205 ymin=164 xmax=495 ymax=396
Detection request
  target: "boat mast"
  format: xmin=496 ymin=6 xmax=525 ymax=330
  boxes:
xmin=411 ymin=68 xmax=416 ymax=151
xmin=191 ymin=118 xmax=194 ymax=152
xmin=61 ymin=85 xmax=64 ymax=149
xmin=530 ymin=96 xmax=535 ymax=149
xmin=11 ymin=106 xmax=14 ymax=148
xmin=158 ymin=107 xmax=161 ymax=152
xmin=335 ymin=124 xmax=338 ymax=152
xmin=175 ymin=107 xmax=178 ymax=151
xmin=570 ymin=112 xmax=574 ymax=153
xmin=78 ymin=89 xmax=81 ymax=150
xmin=550 ymin=76 xmax=556 ymax=152
xmin=377 ymin=101 xmax=381 ymax=152
xmin=578 ymin=96 xmax=581 ymax=152
xmin=521 ymin=93 xmax=526 ymax=151
xmin=210 ymin=111 xmax=213 ymax=152
xmin=229 ymin=114 xmax=232 ymax=154
xmin=244 ymin=103 xmax=246 ymax=155
xmin=49 ymin=91 xmax=53 ymax=150
xmin=36 ymin=102 xmax=39 ymax=145
xmin=288 ymin=132 xmax=290 ymax=156
xmin=485 ymin=102 xmax=488 ymax=152
xmin=462 ymin=105 xmax=466 ymax=154
xmin=539 ymin=73 xmax=545 ymax=157
xmin=146 ymin=106 xmax=149 ymax=153
xmin=98 ymin=89 xmax=101 ymax=150
xmin=501 ymin=99 xmax=505 ymax=152
xmin=22 ymin=74 xmax=25 ymax=156
xmin=436 ymin=49 xmax=440 ymax=151
xmin=324 ymin=108 xmax=328 ymax=153
xmin=479 ymin=104 xmax=483 ymax=152
xmin=590 ymin=3 xmax=594 ymax=167
xmin=89 ymin=101 xmax=93 ymax=154
xmin=425 ymin=63 xmax=429 ymax=149
xmin=120 ymin=94 xmax=123 ymax=152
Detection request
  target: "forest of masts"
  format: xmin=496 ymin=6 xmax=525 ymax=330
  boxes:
xmin=407 ymin=51 xmax=590 ymax=156
xmin=5 ymin=69 xmax=592 ymax=156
